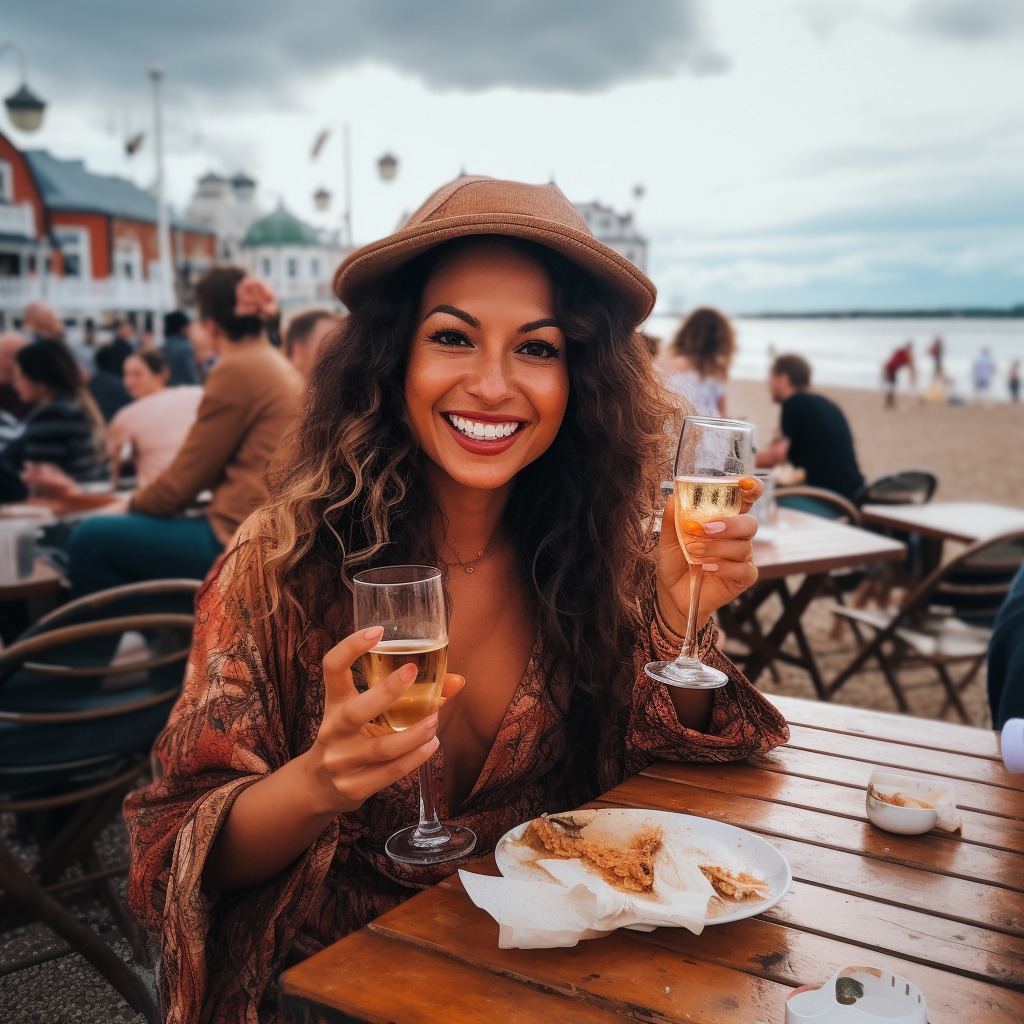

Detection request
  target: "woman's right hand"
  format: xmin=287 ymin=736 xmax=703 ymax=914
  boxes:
xmin=304 ymin=626 xmax=464 ymax=815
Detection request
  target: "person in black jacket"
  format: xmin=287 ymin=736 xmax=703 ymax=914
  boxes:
xmin=88 ymin=343 xmax=133 ymax=421
xmin=1 ymin=339 xmax=107 ymax=500
xmin=162 ymin=310 xmax=200 ymax=385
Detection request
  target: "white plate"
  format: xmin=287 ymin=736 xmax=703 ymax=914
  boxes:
xmin=495 ymin=808 xmax=792 ymax=927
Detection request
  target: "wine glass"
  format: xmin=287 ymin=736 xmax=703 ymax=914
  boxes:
xmin=352 ymin=565 xmax=477 ymax=865
xmin=645 ymin=416 xmax=754 ymax=688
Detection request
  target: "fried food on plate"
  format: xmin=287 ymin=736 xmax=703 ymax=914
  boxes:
xmin=699 ymin=864 xmax=771 ymax=901
xmin=524 ymin=815 xmax=663 ymax=893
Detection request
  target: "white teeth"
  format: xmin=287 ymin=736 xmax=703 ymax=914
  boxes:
xmin=446 ymin=415 xmax=521 ymax=440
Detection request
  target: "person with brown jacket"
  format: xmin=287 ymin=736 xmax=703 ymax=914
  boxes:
xmin=67 ymin=267 xmax=303 ymax=595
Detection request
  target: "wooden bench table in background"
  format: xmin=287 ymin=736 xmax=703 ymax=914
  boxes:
xmin=718 ymin=508 xmax=906 ymax=697
xmin=279 ymin=695 xmax=1023 ymax=1024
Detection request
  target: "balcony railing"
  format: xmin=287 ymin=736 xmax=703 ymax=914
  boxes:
xmin=0 ymin=274 xmax=175 ymax=313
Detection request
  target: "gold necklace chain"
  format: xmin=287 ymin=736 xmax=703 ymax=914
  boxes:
xmin=440 ymin=539 xmax=495 ymax=574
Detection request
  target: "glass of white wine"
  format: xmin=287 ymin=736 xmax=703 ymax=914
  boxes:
xmin=645 ymin=416 xmax=755 ymax=689
xmin=352 ymin=565 xmax=476 ymax=865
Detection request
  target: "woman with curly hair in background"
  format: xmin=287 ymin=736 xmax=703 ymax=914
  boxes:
xmin=125 ymin=178 xmax=787 ymax=1024
xmin=659 ymin=306 xmax=737 ymax=418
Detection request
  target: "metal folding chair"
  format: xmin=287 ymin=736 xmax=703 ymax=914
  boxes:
xmin=829 ymin=530 xmax=1024 ymax=722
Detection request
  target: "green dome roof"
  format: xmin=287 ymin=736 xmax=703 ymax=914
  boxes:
xmin=243 ymin=203 xmax=320 ymax=247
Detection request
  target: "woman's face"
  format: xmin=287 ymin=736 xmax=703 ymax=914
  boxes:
xmin=404 ymin=242 xmax=570 ymax=494
xmin=123 ymin=354 xmax=166 ymax=399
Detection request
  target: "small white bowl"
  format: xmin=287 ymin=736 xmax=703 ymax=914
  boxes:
xmin=865 ymin=770 xmax=939 ymax=836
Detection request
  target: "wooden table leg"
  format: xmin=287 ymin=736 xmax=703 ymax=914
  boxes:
xmin=734 ymin=574 xmax=827 ymax=692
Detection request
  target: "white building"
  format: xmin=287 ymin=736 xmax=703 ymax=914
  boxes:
xmin=573 ymin=201 xmax=647 ymax=273
xmin=185 ymin=171 xmax=262 ymax=263
xmin=240 ymin=204 xmax=349 ymax=307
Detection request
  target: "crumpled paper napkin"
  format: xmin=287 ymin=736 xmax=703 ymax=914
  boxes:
xmin=459 ymin=841 xmax=715 ymax=949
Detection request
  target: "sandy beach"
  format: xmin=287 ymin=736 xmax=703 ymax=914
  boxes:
xmin=729 ymin=379 xmax=1024 ymax=506
xmin=718 ymin=379 xmax=1024 ymax=727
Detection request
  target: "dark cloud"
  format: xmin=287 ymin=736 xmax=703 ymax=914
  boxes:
xmin=7 ymin=0 xmax=726 ymax=101
xmin=909 ymin=0 xmax=1024 ymax=39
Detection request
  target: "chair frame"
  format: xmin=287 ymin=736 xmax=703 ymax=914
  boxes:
xmin=0 ymin=580 xmax=200 ymax=1021
xmin=775 ymin=485 xmax=863 ymax=524
xmin=828 ymin=528 xmax=1024 ymax=722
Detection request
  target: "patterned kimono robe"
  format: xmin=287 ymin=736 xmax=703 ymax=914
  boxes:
xmin=124 ymin=535 xmax=789 ymax=1024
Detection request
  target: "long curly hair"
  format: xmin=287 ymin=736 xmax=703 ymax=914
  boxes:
xmin=253 ymin=236 xmax=673 ymax=803
xmin=671 ymin=306 xmax=735 ymax=378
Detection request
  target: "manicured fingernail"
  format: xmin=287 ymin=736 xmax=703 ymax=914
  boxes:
xmin=702 ymin=563 xmax=720 ymax=572
xmin=422 ymin=713 xmax=439 ymax=730
xmin=739 ymin=477 xmax=757 ymax=490
xmin=703 ymin=521 xmax=727 ymax=535
xmin=401 ymin=663 xmax=418 ymax=681
xmin=684 ymin=521 xmax=704 ymax=536
xmin=363 ymin=626 xmax=384 ymax=640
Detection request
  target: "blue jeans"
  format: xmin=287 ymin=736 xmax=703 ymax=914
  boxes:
xmin=68 ymin=513 xmax=224 ymax=597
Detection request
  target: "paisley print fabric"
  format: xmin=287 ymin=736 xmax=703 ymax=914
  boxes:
xmin=124 ymin=535 xmax=789 ymax=1023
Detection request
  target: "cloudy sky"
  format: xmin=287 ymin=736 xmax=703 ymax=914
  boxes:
xmin=4 ymin=0 xmax=1024 ymax=312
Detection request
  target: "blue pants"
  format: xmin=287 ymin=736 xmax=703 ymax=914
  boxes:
xmin=68 ymin=513 xmax=224 ymax=597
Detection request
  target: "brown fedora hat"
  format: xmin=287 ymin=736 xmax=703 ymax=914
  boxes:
xmin=333 ymin=176 xmax=656 ymax=323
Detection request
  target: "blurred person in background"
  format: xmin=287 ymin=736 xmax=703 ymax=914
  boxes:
xmin=89 ymin=344 xmax=133 ymax=421
xmin=107 ymin=351 xmax=203 ymax=486
xmin=187 ymin=318 xmax=218 ymax=381
xmin=285 ymin=309 xmax=343 ymax=379
xmin=1010 ymin=360 xmax=1020 ymax=405
xmin=67 ymin=267 xmax=303 ymax=594
xmin=22 ymin=301 xmax=65 ymax=343
xmin=658 ymin=306 xmax=735 ymax=417
xmin=0 ymin=339 xmax=106 ymax=500
xmin=973 ymin=347 xmax=996 ymax=405
xmin=756 ymin=353 xmax=865 ymax=501
xmin=109 ymin=320 xmax=138 ymax=374
xmin=0 ymin=333 xmax=31 ymax=420
xmin=163 ymin=310 xmax=200 ymax=385
xmin=883 ymin=341 xmax=915 ymax=408
xmin=927 ymin=336 xmax=944 ymax=383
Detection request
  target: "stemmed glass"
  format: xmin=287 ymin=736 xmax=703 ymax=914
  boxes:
xmin=352 ymin=565 xmax=476 ymax=865
xmin=645 ymin=416 xmax=754 ymax=689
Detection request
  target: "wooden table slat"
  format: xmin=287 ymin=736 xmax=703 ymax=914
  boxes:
xmin=746 ymin=746 xmax=1023 ymax=821
xmin=860 ymin=502 xmax=1024 ymax=544
xmin=279 ymin=929 xmax=628 ymax=1024
xmin=765 ymin=694 xmax=1004 ymax=761
xmin=639 ymin=760 xmax=1024 ymax=854
xmin=785 ymin=725 xmax=1024 ymax=792
xmin=596 ymin=776 xmax=1024 ymax=892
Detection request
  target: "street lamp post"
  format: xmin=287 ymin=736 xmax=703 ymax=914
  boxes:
xmin=0 ymin=43 xmax=46 ymax=132
xmin=342 ymin=123 xmax=352 ymax=248
xmin=149 ymin=66 xmax=172 ymax=346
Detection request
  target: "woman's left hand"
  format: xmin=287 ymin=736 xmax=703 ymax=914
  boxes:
xmin=655 ymin=476 xmax=763 ymax=636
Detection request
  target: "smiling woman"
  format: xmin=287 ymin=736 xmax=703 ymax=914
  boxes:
xmin=123 ymin=177 xmax=788 ymax=1024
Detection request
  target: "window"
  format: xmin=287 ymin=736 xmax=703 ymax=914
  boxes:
xmin=262 ymin=256 xmax=271 ymax=275
xmin=0 ymin=159 xmax=12 ymax=203
xmin=287 ymin=257 xmax=298 ymax=278
xmin=54 ymin=227 xmax=90 ymax=279
xmin=310 ymin=258 xmax=319 ymax=277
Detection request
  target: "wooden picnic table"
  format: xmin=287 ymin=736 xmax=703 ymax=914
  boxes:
xmin=860 ymin=501 xmax=1024 ymax=545
xmin=717 ymin=508 xmax=905 ymax=697
xmin=279 ymin=695 xmax=1023 ymax=1024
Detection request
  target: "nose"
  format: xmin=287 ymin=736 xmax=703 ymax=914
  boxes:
xmin=464 ymin=348 xmax=516 ymax=406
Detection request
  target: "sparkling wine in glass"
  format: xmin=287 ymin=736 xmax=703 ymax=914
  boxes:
xmin=352 ymin=565 xmax=476 ymax=865
xmin=645 ymin=416 xmax=754 ymax=689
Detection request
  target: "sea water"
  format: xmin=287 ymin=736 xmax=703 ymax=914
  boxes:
xmin=644 ymin=316 xmax=1024 ymax=401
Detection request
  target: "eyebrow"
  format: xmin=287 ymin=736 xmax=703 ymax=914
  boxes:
xmin=518 ymin=318 xmax=560 ymax=334
xmin=423 ymin=304 xmax=479 ymax=328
